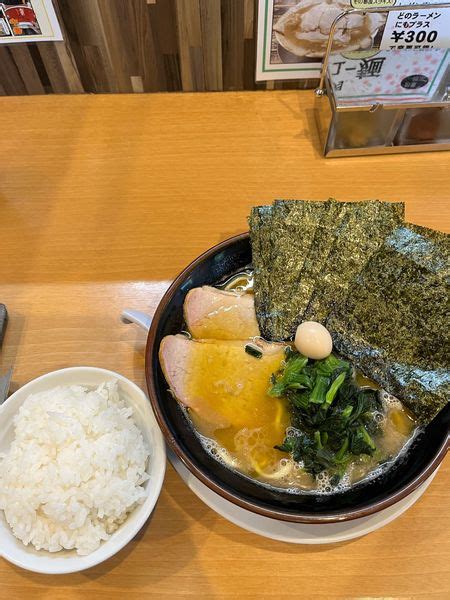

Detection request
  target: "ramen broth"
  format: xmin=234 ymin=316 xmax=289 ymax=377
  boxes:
xmin=180 ymin=272 xmax=418 ymax=494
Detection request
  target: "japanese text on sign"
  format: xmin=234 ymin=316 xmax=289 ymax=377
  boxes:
xmin=332 ymin=56 xmax=387 ymax=91
xmin=380 ymin=6 xmax=450 ymax=50
xmin=328 ymin=49 xmax=449 ymax=107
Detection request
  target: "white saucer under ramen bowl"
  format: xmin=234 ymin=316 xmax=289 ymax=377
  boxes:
xmin=168 ymin=449 xmax=437 ymax=544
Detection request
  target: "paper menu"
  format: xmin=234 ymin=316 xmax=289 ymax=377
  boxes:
xmin=329 ymin=48 xmax=449 ymax=106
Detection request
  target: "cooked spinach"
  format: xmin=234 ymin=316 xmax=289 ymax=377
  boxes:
xmin=272 ymin=349 xmax=382 ymax=480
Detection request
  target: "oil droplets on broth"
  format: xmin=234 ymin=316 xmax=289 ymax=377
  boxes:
xmin=189 ymin=393 xmax=418 ymax=496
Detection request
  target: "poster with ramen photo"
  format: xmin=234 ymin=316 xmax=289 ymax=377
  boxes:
xmin=256 ymin=0 xmax=388 ymax=80
xmin=0 ymin=0 xmax=62 ymax=43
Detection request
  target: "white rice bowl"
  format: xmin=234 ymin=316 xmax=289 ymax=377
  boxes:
xmin=0 ymin=367 xmax=166 ymax=574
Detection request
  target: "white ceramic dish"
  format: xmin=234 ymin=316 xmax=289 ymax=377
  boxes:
xmin=169 ymin=449 xmax=437 ymax=544
xmin=0 ymin=367 xmax=166 ymax=574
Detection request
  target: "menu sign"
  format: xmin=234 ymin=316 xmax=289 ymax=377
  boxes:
xmin=0 ymin=0 xmax=62 ymax=44
xmin=350 ymin=0 xmax=450 ymax=50
xmin=380 ymin=4 xmax=450 ymax=50
xmin=256 ymin=0 xmax=324 ymax=81
xmin=329 ymin=48 xmax=449 ymax=105
xmin=257 ymin=0 xmax=450 ymax=81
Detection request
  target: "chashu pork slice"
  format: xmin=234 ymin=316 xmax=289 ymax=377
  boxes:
xmin=159 ymin=334 xmax=286 ymax=429
xmin=184 ymin=286 xmax=260 ymax=340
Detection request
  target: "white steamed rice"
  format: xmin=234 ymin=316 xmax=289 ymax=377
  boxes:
xmin=0 ymin=381 xmax=150 ymax=556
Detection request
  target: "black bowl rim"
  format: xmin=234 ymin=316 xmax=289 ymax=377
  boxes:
xmin=145 ymin=232 xmax=450 ymax=524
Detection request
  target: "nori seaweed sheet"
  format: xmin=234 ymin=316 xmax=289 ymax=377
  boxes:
xmin=266 ymin=199 xmax=331 ymax=340
xmin=304 ymin=201 xmax=405 ymax=323
xmin=250 ymin=200 xmax=330 ymax=339
xmin=249 ymin=205 xmax=275 ymax=336
xmin=284 ymin=200 xmax=348 ymax=334
xmin=328 ymin=223 xmax=450 ymax=424
xmin=255 ymin=199 xmax=405 ymax=339
xmin=250 ymin=200 xmax=404 ymax=340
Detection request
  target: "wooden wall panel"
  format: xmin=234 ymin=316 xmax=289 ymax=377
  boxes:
xmin=0 ymin=47 xmax=27 ymax=95
xmin=0 ymin=0 xmax=317 ymax=95
xmin=8 ymin=45 xmax=45 ymax=94
xmin=221 ymin=0 xmax=245 ymax=91
xmin=145 ymin=0 xmax=181 ymax=92
xmin=200 ymin=0 xmax=223 ymax=91
xmin=176 ymin=0 xmax=205 ymax=91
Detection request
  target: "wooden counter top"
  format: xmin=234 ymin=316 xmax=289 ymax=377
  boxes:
xmin=0 ymin=91 xmax=449 ymax=599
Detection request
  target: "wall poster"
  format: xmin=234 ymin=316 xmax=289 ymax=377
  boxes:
xmin=0 ymin=0 xmax=62 ymax=43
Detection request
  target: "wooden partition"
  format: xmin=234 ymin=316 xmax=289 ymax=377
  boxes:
xmin=0 ymin=0 xmax=316 ymax=95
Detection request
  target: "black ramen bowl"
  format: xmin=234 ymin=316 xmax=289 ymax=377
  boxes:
xmin=145 ymin=233 xmax=450 ymax=523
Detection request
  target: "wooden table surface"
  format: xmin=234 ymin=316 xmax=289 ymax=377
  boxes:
xmin=0 ymin=91 xmax=449 ymax=599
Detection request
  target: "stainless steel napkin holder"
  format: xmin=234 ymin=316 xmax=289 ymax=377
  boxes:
xmin=314 ymin=3 xmax=450 ymax=158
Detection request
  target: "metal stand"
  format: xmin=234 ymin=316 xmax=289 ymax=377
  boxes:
xmin=314 ymin=3 xmax=450 ymax=157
